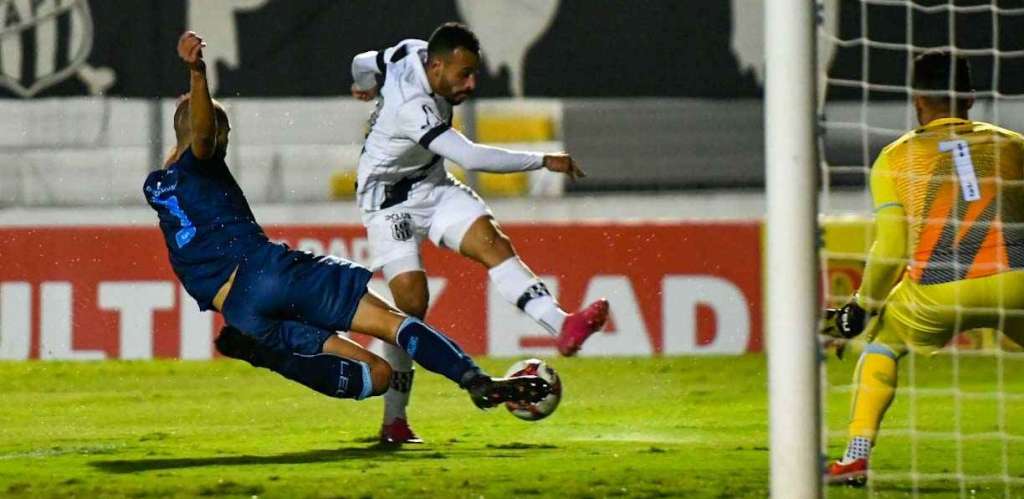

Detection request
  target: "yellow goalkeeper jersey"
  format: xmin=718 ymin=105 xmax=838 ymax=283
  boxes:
xmin=870 ymin=117 xmax=1024 ymax=287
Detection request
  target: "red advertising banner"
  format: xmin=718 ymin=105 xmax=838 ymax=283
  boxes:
xmin=0 ymin=223 xmax=761 ymax=359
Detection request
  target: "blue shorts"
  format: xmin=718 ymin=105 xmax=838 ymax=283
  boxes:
xmin=222 ymin=242 xmax=373 ymax=355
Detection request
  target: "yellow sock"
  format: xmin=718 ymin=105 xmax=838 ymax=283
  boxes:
xmin=848 ymin=344 xmax=898 ymax=444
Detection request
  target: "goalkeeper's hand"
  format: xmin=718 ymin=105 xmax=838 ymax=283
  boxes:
xmin=821 ymin=301 xmax=868 ymax=340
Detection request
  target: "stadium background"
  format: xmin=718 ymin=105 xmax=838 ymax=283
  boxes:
xmin=0 ymin=1 xmax=1009 ymax=359
xmin=4 ymin=1 xmax=1024 ymax=498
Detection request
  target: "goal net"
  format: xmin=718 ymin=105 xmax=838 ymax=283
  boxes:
xmin=818 ymin=0 xmax=1024 ymax=495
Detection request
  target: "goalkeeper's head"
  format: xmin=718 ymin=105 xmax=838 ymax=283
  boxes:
xmin=912 ymin=50 xmax=974 ymax=125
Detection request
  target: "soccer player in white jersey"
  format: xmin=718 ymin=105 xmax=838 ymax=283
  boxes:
xmin=350 ymin=22 xmax=609 ymax=444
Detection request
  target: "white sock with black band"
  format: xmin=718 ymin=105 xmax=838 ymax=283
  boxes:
xmin=488 ymin=257 xmax=567 ymax=335
xmin=381 ymin=342 xmax=413 ymax=425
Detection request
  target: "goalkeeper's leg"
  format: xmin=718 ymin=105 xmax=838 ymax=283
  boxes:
xmin=830 ymin=277 xmax=961 ymax=486
xmin=828 ymin=319 xmax=906 ymax=486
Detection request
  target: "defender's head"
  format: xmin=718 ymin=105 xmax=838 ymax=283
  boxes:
xmin=912 ymin=50 xmax=974 ymax=125
xmin=426 ymin=22 xmax=481 ymax=105
xmin=173 ymin=97 xmax=231 ymax=154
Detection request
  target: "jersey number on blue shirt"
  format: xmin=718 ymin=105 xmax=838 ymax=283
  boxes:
xmin=151 ymin=194 xmax=197 ymax=247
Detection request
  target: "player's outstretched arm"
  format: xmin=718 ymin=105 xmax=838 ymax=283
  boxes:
xmin=541 ymin=152 xmax=586 ymax=181
xmin=425 ymin=126 xmax=586 ymax=180
xmin=351 ymin=50 xmax=381 ymax=101
xmin=178 ymin=31 xmax=217 ymax=159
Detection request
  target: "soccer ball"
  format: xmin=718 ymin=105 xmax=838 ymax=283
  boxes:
xmin=503 ymin=358 xmax=561 ymax=421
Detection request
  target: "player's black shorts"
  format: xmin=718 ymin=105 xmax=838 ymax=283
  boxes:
xmin=222 ymin=242 xmax=372 ymax=354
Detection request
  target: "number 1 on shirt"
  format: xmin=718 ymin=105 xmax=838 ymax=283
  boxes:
xmin=939 ymin=139 xmax=982 ymax=202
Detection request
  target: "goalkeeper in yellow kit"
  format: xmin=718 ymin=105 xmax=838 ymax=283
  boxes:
xmin=824 ymin=51 xmax=1024 ymax=486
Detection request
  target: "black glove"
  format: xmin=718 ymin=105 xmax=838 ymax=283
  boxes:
xmin=821 ymin=301 xmax=868 ymax=339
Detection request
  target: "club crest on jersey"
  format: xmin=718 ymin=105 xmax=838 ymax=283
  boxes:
xmin=387 ymin=212 xmax=413 ymax=241
xmin=0 ymin=0 xmax=114 ymax=98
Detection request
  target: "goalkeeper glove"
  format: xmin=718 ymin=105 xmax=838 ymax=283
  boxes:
xmin=821 ymin=301 xmax=868 ymax=339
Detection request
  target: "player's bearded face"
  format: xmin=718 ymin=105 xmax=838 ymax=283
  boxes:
xmin=434 ymin=48 xmax=480 ymax=105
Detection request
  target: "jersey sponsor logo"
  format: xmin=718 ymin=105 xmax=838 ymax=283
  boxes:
xmin=144 ymin=181 xmax=178 ymax=198
xmin=0 ymin=0 xmax=115 ymax=97
xmin=386 ymin=212 xmax=413 ymax=241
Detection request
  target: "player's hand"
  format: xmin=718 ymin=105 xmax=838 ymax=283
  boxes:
xmin=543 ymin=153 xmax=586 ymax=181
xmin=820 ymin=335 xmax=849 ymax=360
xmin=821 ymin=301 xmax=868 ymax=339
xmin=177 ymin=31 xmax=206 ymax=71
xmin=351 ymin=83 xmax=378 ymax=101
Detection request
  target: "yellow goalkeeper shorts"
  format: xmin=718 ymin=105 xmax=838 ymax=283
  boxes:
xmin=867 ymin=270 xmax=1024 ymax=355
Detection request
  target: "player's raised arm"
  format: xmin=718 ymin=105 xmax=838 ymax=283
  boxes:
xmin=178 ymin=31 xmax=217 ymax=159
xmin=398 ymin=101 xmax=586 ymax=180
xmin=351 ymin=49 xmax=383 ymax=101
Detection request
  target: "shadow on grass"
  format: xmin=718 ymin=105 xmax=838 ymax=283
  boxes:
xmin=90 ymin=444 xmax=453 ymax=473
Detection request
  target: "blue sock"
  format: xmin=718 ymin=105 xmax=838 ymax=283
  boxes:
xmin=277 ymin=352 xmax=373 ymax=400
xmin=395 ymin=318 xmax=480 ymax=386
xmin=215 ymin=326 xmax=373 ymax=400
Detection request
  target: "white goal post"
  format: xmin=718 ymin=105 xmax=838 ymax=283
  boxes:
xmin=765 ymin=0 xmax=822 ymax=497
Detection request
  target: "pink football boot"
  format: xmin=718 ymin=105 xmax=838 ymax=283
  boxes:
xmin=556 ymin=299 xmax=610 ymax=356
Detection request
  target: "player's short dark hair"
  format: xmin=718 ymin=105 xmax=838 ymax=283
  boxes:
xmin=913 ymin=50 xmax=973 ymax=96
xmin=427 ymin=22 xmax=480 ymax=58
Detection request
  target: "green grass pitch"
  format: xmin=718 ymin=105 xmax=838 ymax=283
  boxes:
xmin=1 ymin=355 xmax=1022 ymax=498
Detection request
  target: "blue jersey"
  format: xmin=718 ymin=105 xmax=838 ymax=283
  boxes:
xmin=144 ymin=148 xmax=268 ymax=311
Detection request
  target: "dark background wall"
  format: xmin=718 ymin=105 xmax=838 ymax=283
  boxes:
xmin=0 ymin=0 xmax=757 ymax=99
xmin=6 ymin=1 xmax=1024 ymax=99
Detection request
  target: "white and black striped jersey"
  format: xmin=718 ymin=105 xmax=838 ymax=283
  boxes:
xmin=351 ymin=39 xmax=545 ymax=212
xmin=352 ymin=39 xmax=454 ymax=211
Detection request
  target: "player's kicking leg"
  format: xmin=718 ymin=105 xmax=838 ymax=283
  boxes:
xmin=374 ymin=214 xmax=608 ymax=441
xmin=348 ymin=290 xmax=551 ymax=408
xmin=457 ymin=215 xmax=609 ymax=356
xmin=217 ymin=246 xmax=550 ymax=411
xmin=218 ymin=289 xmax=550 ymax=409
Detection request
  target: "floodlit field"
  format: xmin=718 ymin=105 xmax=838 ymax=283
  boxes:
xmin=0 ymin=355 xmax=1021 ymax=498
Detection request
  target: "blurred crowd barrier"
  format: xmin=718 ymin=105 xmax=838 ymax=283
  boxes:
xmin=0 ymin=97 xmax=568 ymax=207
xmin=0 ymin=219 xmax=762 ymax=360
xmin=0 ymin=96 xmax=777 ymax=207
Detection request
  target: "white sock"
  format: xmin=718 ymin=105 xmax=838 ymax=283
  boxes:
xmin=488 ymin=257 xmax=567 ymax=335
xmin=842 ymin=436 xmax=872 ymax=462
xmin=381 ymin=342 xmax=413 ymax=425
